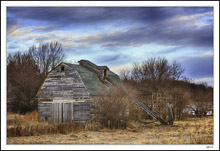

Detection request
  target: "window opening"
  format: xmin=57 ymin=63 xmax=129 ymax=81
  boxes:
xmin=61 ymin=65 xmax=65 ymax=72
xmin=104 ymin=69 xmax=107 ymax=77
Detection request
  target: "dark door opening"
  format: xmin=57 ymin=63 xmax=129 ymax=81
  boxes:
xmin=61 ymin=65 xmax=65 ymax=72
xmin=104 ymin=69 xmax=107 ymax=78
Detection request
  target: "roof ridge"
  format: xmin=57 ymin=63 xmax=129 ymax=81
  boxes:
xmin=78 ymin=59 xmax=98 ymax=68
xmin=64 ymin=62 xmax=78 ymax=66
xmin=78 ymin=60 xmax=109 ymax=70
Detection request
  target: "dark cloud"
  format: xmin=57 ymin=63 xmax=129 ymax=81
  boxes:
xmin=7 ymin=17 xmax=18 ymax=28
xmin=7 ymin=45 xmax=19 ymax=49
xmin=95 ymin=53 xmax=132 ymax=66
xmin=75 ymin=23 xmax=213 ymax=49
xmin=180 ymin=55 xmax=213 ymax=78
xmin=158 ymin=46 xmax=184 ymax=54
xmin=7 ymin=7 xmax=119 ymax=27
xmin=65 ymin=46 xmax=99 ymax=56
xmin=34 ymin=37 xmax=51 ymax=44
xmin=7 ymin=7 xmax=213 ymax=27
xmin=178 ymin=7 xmax=213 ymax=15
xmin=7 ymin=17 xmax=20 ymax=35
xmin=33 ymin=25 xmax=57 ymax=32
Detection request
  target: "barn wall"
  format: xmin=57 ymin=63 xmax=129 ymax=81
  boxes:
xmin=38 ymin=100 xmax=90 ymax=124
xmin=38 ymin=101 xmax=52 ymax=121
xmin=89 ymin=99 xmax=100 ymax=121
xmin=73 ymin=102 xmax=90 ymax=124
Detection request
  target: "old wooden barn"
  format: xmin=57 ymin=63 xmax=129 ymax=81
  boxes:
xmin=36 ymin=60 xmax=121 ymax=124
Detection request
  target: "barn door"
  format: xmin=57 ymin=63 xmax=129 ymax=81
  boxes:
xmin=52 ymin=103 xmax=58 ymax=123
xmin=52 ymin=103 xmax=63 ymax=124
xmin=52 ymin=102 xmax=74 ymax=124
xmin=63 ymin=102 xmax=73 ymax=123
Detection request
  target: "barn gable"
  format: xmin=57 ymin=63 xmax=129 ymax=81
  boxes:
xmin=37 ymin=63 xmax=90 ymax=100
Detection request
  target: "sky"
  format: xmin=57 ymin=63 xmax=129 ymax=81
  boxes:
xmin=7 ymin=7 xmax=214 ymax=86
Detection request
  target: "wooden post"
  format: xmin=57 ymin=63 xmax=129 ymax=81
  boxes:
xmin=52 ymin=102 xmax=54 ymax=124
xmin=167 ymin=103 xmax=173 ymax=125
xmin=71 ymin=102 xmax=74 ymax=125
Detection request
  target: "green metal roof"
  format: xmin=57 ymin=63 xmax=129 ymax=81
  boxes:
xmin=64 ymin=63 xmax=121 ymax=96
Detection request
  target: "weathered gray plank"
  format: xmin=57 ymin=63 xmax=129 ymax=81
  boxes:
xmin=53 ymin=103 xmax=59 ymax=123
xmin=38 ymin=64 xmax=90 ymax=99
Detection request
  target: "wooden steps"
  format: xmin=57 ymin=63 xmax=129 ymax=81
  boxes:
xmin=130 ymin=98 xmax=168 ymax=125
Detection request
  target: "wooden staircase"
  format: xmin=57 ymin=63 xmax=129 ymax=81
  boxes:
xmin=130 ymin=98 xmax=168 ymax=125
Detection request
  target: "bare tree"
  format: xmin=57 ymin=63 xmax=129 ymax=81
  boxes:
xmin=49 ymin=42 xmax=65 ymax=69
xmin=128 ymin=57 xmax=185 ymax=92
xmin=28 ymin=42 xmax=65 ymax=76
xmin=131 ymin=62 xmax=142 ymax=82
xmin=119 ymin=69 xmax=131 ymax=81
xmin=169 ymin=61 xmax=185 ymax=80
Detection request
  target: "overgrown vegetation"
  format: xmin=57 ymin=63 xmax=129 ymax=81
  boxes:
xmin=7 ymin=110 xmax=213 ymax=144
xmin=94 ymin=85 xmax=138 ymax=129
xmin=7 ymin=110 xmax=84 ymax=137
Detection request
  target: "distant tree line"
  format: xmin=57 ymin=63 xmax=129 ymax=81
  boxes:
xmin=120 ymin=57 xmax=213 ymax=118
xmin=7 ymin=42 xmax=65 ymax=114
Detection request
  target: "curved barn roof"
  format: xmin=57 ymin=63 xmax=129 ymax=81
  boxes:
xmin=65 ymin=62 xmax=121 ymax=96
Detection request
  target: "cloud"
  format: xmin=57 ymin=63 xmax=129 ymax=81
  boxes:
xmin=155 ymin=46 xmax=184 ymax=54
xmin=180 ymin=56 xmax=213 ymax=78
xmin=193 ymin=77 xmax=213 ymax=83
xmin=33 ymin=25 xmax=57 ymax=32
xmin=95 ymin=53 xmax=132 ymax=67
xmin=8 ymin=25 xmax=58 ymax=39
xmin=7 ymin=27 xmax=33 ymax=38
xmin=74 ymin=23 xmax=213 ymax=49
xmin=7 ymin=45 xmax=19 ymax=49
xmin=193 ymin=77 xmax=213 ymax=87
xmin=7 ymin=7 xmax=213 ymax=29
xmin=7 ymin=17 xmax=21 ymax=35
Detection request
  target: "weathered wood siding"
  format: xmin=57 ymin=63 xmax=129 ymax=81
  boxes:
xmin=38 ymin=101 xmax=90 ymax=124
xmin=38 ymin=63 xmax=90 ymax=99
xmin=38 ymin=101 xmax=52 ymax=121
xmin=73 ymin=102 xmax=90 ymax=124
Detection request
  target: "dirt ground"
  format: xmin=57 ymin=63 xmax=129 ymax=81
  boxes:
xmin=7 ymin=116 xmax=213 ymax=144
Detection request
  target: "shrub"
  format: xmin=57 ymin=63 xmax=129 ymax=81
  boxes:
xmin=94 ymin=84 xmax=138 ymax=129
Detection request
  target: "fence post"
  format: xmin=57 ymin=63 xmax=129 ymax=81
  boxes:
xmin=167 ymin=103 xmax=173 ymax=125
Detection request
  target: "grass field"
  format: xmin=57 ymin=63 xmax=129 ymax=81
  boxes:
xmin=7 ymin=111 xmax=213 ymax=144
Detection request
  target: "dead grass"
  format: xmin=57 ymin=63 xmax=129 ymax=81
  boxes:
xmin=7 ymin=110 xmax=84 ymax=137
xmin=7 ymin=111 xmax=213 ymax=144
